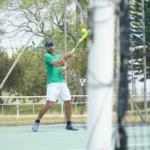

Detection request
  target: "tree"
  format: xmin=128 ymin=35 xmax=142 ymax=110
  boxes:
xmin=8 ymin=48 xmax=46 ymax=96
xmin=2 ymin=47 xmax=88 ymax=99
xmin=145 ymin=0 xmax=150 ymax=43
xmin=0 ymin=0 xmax=86 ymax=45
xmin=0 ymin=0 xmax=88 ymax=98
xmin=0 ymin=49 xmax=10 ymax=103
xmin=0 ymin=0 xmax=5 ymax=39
xmin=130 ymin=0 xmax=150 ymax=78
xmin=67 ymin=48 xmax=88 ymax=102
xmin=0 ymin=48 xmax=23 ymax=103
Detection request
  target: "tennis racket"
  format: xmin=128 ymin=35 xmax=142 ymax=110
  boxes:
xmin=71 ymin=28 xmax=88 ymax=53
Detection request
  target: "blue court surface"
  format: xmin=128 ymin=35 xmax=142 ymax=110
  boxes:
xmin=0 ymin=124 xmax=149 ymax=150
xmin=0 ymin=124 xmax=87 ymax=150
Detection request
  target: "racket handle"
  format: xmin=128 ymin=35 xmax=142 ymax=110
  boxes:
xmin=71 ymin=48 xmax=75 ymax=53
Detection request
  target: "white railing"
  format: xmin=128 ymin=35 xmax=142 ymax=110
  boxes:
xmin=0 ymin=95 xmax=88 ymax=119
xmin=0 ymin=95 xmax=149 ymax=119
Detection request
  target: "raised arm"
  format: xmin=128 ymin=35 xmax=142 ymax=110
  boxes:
xmin=51 ymin=52 xmax=73 ymax=67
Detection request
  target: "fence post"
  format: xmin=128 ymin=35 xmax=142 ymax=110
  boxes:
xmin=75 ymin=103 xmax=77 ymax=114
xmin=33 ymin=103 xmax=34 ymax=115
xmin=16 ymin=99 xmax=19 ymax=119
xmin=2 ymin=104 xmax=4 ymax=115
xmin=61 ymin=102 xmax=64 ymax=116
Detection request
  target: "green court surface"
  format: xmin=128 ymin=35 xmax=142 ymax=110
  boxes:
xmin=125 ymin=124 xmax=150 ymax=150
xmin=0 ymin=124 xmax=150 ymax=150
xmin=0 ymin=124 xmax=87 ymax=150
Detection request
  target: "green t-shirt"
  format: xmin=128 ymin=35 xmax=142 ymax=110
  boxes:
xmin=44 ymin=52 xmax=65 ymax=84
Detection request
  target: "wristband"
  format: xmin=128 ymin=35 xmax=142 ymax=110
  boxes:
xmin=60 ymin=57 xmax=66 ymax=63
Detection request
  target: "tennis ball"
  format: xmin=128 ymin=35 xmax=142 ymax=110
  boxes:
xmin=81 ymin=28 xmax=86 ymax=33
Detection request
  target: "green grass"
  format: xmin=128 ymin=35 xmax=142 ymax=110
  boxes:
xmin=0 ymin=115 xmax=87 ymax=126
xmin=0 ymin=109 xmax=149 ymax=126
xmin=0 ymin=102 xmax=150 ymax=126
xmin=0 ymin=103 xmax=86 ymax=115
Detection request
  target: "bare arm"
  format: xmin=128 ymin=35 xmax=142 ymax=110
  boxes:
xmin=51 ymin=58 xmax=66 ymax=67
xmin=50 ymin=52 xmax=73 ymax=66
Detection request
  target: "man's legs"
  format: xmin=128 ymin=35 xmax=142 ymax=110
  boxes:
xmin=37 ymin=101 xmax=53 ymax=120
xmin=64 ymin=100 xmax=78 ymax=131
xmin=59 ymin=83 xmax=78 ymax=131
xmin=64 ymin=100 xmax=72 ymax=122
xmin=32 ymin=101 xmax=53 ymax=132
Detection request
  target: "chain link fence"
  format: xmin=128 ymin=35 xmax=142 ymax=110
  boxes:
xmin=0 ymin=95 xmax=87 ymax=125
xmin=0 ymin=48 xmax=87 ymax=100
xmin=0 ymin=95 xmax=150 ymax=125
xmin=1 ymin=45 xmax=150 ymax=125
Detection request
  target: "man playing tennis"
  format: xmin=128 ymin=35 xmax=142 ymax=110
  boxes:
xmin=32 ymin=40 xmax=78 ymax=132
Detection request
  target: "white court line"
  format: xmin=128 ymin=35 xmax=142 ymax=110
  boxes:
xmin=0 ymin=130 xmax=66 ymax=137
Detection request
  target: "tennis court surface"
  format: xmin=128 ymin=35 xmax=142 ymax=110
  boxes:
xmin=0 ymin=124 xmax=150 ymax=150
xmin=0 ymin=124 xmax=87 ymax=150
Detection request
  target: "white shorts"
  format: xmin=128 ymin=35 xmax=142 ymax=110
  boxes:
xmin=46 ymin=83 xmax=71 ymax=102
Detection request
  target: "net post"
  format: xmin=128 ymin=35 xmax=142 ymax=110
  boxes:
xmin=87 ymin=0 xmax=115 ymax=149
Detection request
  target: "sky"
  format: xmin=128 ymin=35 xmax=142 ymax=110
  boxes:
xmin=0 ymin=1 xmax=76 ymax=56
xmin=129 ymin=79 xmax=150 ymax=95
xmin=0 ymin=35 xmax=42 ymax=57
xmin=0 ymin=8 xmax=43 ymax=57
